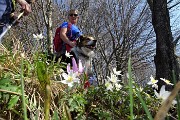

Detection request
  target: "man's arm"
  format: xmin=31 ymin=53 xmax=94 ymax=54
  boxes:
xmin=16 ymin=0 xmax=32 ymax=15
xmin=60 ymin=27 xmax=76 ymax=47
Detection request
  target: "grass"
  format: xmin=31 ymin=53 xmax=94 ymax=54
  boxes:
xmin=20 ymin=54 xmax=28 ymax=120
xmin=173 ymin=70 xmax=180 ymax=120
xmin=128 ymin=56 xmax=134 ymax=120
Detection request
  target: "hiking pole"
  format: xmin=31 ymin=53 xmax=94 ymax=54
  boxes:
xmin=0 ymin=11 xmax=24 ymax=43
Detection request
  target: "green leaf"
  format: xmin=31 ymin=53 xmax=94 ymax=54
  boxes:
xmin=62 ymin=103 xmax=72 ymax=120
xmin=0 ymin=78 xmax=11 ymax=85
xmin=0 ymin=85 xmax=19 ymax=92
xmin=52 ymin=109 xmax=59 ymax=120
xmin=36 ymin=61 xmax=49 ymax=89
xmin=137 ymin=93 xmax=153 ymax=119
xmin=68 ymin=98 xmax=73 ymax=105
xmin=8 ymin=95 xmax=20 ymax=109
xmin=128 ymin=55 xmax=134 ymax=120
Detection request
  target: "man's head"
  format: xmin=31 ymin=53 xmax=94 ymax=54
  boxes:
xmin=68 ymin=9 xmax=79 ymax=24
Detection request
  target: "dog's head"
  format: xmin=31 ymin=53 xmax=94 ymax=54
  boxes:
xmin=76 ymin=35 xmax=97 ymax=57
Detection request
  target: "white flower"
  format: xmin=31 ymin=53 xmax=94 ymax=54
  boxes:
xmin=126 ymin=73 xmax=129 ymax=79
xmin=154 ymin=85 xmax=177 ymax=105
xmin=139 ymin=87 xmax=143 ymax=92
xmin=107 ymin=73 xmax=120 ymax=84
xmin=20 ymin=52 xmax=25 ymax=58
xmin=115 ymin=83 xmax=122 ymax=91
xmin=136 ymin=86 xmax=144 ymax=92
xmin=65 ymin=51 xmax=73 ymax=58
xmin=105 ymin=81 xmax=113 ymax=91
xmin=147 ymin=75 xmax=158 ymax=89
xmin=112 ymin=68 xmax=122 ymax=76
xmin=160 ymin=78 xmax=174 ymax=85
xmin=33 ymin=33 xmax=43 ymax=40
xmin=60 ymin=70 xmax=80 ymax=87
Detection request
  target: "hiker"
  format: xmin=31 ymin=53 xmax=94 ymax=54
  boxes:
xmin=60 ymin=9 xmax=82 ymax=52
xmin=0 ymin=0 xmax=32 ymax=34
xmin=53 ymin=9 xmax=82 ymax=64
xmin=54 ymin=9 xmax=82 ymax=56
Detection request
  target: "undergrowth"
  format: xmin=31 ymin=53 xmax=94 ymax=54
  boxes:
xmin=0 ymin=48 xmax=179 ymax=120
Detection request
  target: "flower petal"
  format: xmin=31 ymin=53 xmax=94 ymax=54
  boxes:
xmin=65 ymin=51 xmax=73 ymax=58
xmin=154 ymin=90 xmax=160 ymax=98
xmin=62 ymin=73 xmax=68 ymax=79
xmin=113 ymin=68 xmax=122 ymax=75
xmin=78 ymin=59 xmax=84 ymax=73
xmin=68 ymin=83 xmax=73 ymax=87
xmin=33 ymin=34 xmax=37 ymax=39
xmin=67 ymin=63 xmax=71 ymax=73
xmin=72 ymin=57 xmax=78 ymax=72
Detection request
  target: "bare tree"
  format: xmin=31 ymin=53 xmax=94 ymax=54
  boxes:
xmin=78 ymin=0 xmax=155 ymax=85
xmin=50 ymin=0 xmax=156 ymax=85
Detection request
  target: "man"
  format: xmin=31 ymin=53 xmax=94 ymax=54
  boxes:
xmin=59 ymin=9 xmax=82 ymax=53
xmin=0 ymin=0 xmax=32 ymax=34
xmin=53 ymin=9 xmax=82 ymax=62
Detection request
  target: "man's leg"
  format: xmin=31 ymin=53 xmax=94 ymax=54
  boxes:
xmin=0 ymin=0 xmax=12 ymax=35
xmin=0 ymin=0 xmax=7 ymax=34
xmin=0 ymin=0 xmax=7 ymax=20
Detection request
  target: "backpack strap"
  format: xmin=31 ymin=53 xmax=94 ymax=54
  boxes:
xmin=60 ymin=22 xmax=73 ymax=53
xmin=67 ymin=22 xmax=72 ymax=39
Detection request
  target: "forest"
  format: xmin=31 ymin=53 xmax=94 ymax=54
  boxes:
xmin=0 ymin=0 xmax=180 ymax=119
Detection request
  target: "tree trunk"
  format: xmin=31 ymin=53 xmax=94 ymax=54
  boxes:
xmin=148 ymin=0 xmax=179 ymax=90
xmin=46 ymin=0 xmax=53 ymax=53
xmin=42 ymin=0 xmax=53 ymax=54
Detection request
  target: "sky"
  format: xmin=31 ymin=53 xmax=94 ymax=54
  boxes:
xmin=169 ymin=1 xmax=180 ymax=55
xmin=169 ymin=1 xmax=180 ymax=32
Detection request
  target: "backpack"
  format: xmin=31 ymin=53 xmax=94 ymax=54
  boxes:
xmin=53 ymin=23 xmax=72 ymax=53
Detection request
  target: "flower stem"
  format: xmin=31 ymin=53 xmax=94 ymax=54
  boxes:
xmin=20 ymin=55 xmax=28 ymax=120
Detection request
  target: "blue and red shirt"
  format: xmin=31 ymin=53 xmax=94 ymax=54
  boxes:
xmin=60 ymin=22 xmax=82 ymax=52
xmin=60 ymin=22 xmax=82 ymax=41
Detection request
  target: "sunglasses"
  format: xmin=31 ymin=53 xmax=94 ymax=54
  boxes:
xmin=69 ymin=14 xmax=78 ymax=17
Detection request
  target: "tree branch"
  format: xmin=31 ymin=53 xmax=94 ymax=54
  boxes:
xmin=168 ymin=1 xmax=180 ymax=10
xmin=147 ymin=0 xmax=153 ymax=11
xmin=173 ymin=35 xmax=180 ymax=46
xmin=167 ymin=0 xmax=173 ymax=4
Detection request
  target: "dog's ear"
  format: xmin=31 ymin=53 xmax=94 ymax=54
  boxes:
xmin=79 ymin=35 xmax=84 ymax=40
xmin=76 ymin=35 xmax=83 ymax=46
xmin=76 ymin=38 xmax=80 ymax=46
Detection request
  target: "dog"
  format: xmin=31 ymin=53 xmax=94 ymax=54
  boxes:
xmin=47 ymin=35 xmax=97 ymax=76
xmin=70 ymin=35 xmax=97 ymax=76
